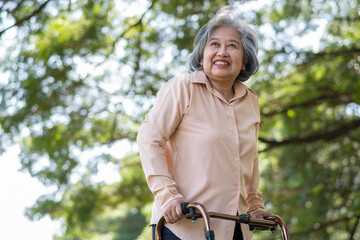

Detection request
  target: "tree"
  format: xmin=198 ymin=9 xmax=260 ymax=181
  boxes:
xmin=0 ymin=0 xmax=359 ymax=239
xmin=252 ymin=0 xmax=360 ymax=239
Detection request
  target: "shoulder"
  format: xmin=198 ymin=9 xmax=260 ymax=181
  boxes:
xmin=244 ymin=85 xmax=259 ymax=107
xmin=245 ymin=85 xmax=258 ymax=98
xmin=166 ymin=71 xmax=207 ymax=86
xmin=156 ymin=72 xmax=193 ymax=98
xmin=161 ymin=72 xmax=192 ymax=89
xmin=243 ymin=84 xmax=260 ymax=118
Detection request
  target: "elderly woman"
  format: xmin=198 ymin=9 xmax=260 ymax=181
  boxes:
xmin=137 ymin=5 xmax=273 ymax=240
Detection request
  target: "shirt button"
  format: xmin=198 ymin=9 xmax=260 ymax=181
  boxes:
xmin=228 ymin=106 xmax=232 ymax=110
xmin=232 ymin=131 xmax=237 ymax=136
xmin=234 ymin=158 xmax=238 ymax=162
xmin=235 ymin=186 xmax=240 ymax=191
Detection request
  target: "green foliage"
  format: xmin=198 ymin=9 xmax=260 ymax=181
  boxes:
xmin=1 ymin=0 xmax=360 ymax=239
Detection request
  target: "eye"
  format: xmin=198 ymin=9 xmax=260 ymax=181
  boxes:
xmin=210 ymin=42 xmax=219 ymax=46
xmin=228 ymin=43 xmax=237 ymax=48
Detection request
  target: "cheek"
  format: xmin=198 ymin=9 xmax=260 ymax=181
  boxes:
xmin=202 ymin=48 xmax=213 ymax=62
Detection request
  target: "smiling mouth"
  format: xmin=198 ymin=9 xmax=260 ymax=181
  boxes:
xmin=214 ymin=61 xmax=229 ymax=65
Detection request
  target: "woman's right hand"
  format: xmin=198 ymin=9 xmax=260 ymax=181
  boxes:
xmin=163 ymin=197 xmax=186 ymax=224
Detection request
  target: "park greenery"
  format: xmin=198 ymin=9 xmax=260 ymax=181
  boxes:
xmin=0 ymin=0 xmax=359 ymax=239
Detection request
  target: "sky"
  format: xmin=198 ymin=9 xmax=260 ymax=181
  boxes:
xmin=0 ymin=145 xmax=62 ymax=239
xmin=0 ymin=1 xmax=327 ymax=239
xmin=0 ymin=142 xmax=134 ymax=240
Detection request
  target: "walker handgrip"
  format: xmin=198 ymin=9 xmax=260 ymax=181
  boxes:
xmin=205 ymin=230 xmax=215 ymax=240
xmin=238 ymin=214 xmax=251 ymax=224
xmin=181 ymin=202 xmax=190 ymax=214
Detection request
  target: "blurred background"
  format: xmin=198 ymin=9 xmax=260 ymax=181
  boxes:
xmin=0 ymin=0 xmax=359 ymax=239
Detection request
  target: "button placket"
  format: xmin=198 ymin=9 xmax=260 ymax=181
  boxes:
xmin=228 ymin=104 xmax=238 ymax=137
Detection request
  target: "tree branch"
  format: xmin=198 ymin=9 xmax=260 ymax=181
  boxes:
xmin=265 ymin=47 xmax=360 ymax=61
xmin=349 ymin=216 xmax=360 ymax=240
xmin=304 ymin=48 xmax=360 ymax=63
xmin=9 ymin=0 xmax=26 ymax=14
xmin=0 ymin=0 xmax=52 ymax=37
xmin=262 ymin=92 xmax=353 ymax=117
xmin=333 ymin=16 xmax=360 ymax=23
xmin=259 ymin=118 xmax=360 ymax=151
xmin=291 ymin=215 xmax=360 ymax=238
xmin=113 ymin=0 xmax=157 ymax=44
xmin=0 ymin=0 xmax=9 ymax=12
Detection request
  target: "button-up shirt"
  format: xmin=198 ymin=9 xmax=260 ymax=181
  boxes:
xmin=137 ymin=70 xmax=265 ymax=240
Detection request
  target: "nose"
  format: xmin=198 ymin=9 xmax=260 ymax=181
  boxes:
xmin=217 ymin=45 xmax=228 ymax=57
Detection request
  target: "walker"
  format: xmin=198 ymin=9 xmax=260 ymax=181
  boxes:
xmin=155 ymin=202 xmax=290 ymax=240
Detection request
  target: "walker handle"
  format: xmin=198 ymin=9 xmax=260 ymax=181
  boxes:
xmin=181 ymin=202 xmax=190 ymax=214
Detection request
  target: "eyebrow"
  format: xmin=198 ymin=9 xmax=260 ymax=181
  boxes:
xmin=209 ymin=37 xmax=241 ymax=45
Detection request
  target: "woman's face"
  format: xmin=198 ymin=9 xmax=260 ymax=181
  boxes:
xmin=201 ymin=26 xmax=246 ymax=84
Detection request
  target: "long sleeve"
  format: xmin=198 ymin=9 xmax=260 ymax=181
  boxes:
xmin=137 ymin=74 xmax=190 ymax=209
xmin=246 ymin=153 xmax=266 ymax=213
xmin=246 ymin=107 xmax=265 ymax=214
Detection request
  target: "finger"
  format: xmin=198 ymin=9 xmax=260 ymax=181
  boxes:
xmin=165 ymin=213 xmax=175 ymax=224
xmin=164 ymin=215 xmax=171 ymax=224
xmin=171 ymin=208 xmax=181 ymax=222
xmin=175 ymin=204 xmax=184 ymax=219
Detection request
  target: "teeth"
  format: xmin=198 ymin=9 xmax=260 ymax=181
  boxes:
xmin=214 ymin=61 xmax=229 ymax=65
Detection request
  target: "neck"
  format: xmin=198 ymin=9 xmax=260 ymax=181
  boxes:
xmin=208 ymin=78 xmax=235 ymax=102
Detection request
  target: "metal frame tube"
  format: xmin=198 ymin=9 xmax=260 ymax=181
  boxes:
xmin=155 ymin=202 xmax=290 ymax=240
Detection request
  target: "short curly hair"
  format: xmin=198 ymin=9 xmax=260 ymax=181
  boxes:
xmin=187 ymin=5 xmax=259 ymax=82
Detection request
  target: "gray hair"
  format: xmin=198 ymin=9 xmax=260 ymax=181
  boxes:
xmin=187 ymin=5 xmax=259 ymax=82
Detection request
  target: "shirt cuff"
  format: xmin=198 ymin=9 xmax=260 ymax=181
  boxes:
xmin=246 ymin=191 xmax=265 ymax=214
xmin=161 ymin=195 xmax=185 ymax=210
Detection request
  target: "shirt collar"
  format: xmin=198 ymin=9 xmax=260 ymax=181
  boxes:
xmin=191 ymin=70 xmax=247 ymax=101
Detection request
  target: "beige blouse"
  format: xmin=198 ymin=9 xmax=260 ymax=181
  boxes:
xmin=137 ymin=70 xmax=265 ymax=240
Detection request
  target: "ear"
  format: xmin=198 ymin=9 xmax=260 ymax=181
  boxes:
xmin=242 ymin=59 xmax=248 ymax=71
